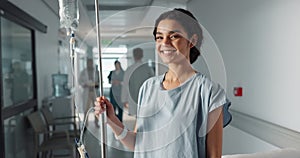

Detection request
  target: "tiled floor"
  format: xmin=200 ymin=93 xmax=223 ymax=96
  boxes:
xmin=82 ymin=110 xmax=135 ymax=158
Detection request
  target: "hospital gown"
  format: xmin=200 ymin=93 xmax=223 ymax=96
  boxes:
xmin=134 ymin=73 xmax=231 ymax=158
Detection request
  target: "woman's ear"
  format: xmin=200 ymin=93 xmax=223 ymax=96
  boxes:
xmin=190 ymin=34 xmax=198 ymax=48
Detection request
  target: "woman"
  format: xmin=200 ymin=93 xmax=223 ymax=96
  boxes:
xmin=95 ymin=8 xmax=231 ymax=158
xmin=107 ymin=60 xmax=125 ymax=122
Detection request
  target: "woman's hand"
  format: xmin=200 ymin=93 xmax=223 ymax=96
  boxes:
xmin=95 ymin=97 xmax=136 ymax=151
xmin=94 ymin=96 xmax=115 ymax=120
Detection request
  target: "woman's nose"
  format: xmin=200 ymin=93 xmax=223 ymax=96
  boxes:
xmin=162 ymin=37 xmax=171 ymax=45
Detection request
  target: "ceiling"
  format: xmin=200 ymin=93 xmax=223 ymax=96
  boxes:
xmin=43 ymin=0 xmax=189 ymax=49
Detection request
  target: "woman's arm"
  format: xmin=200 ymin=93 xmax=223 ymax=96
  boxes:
xmin=206 ymin=107 xmax=223 ymax=158
xmin=107 ymin=115 xmax=136 ymax=150
xmin=94 ymin=96 xmax=136 ymax=151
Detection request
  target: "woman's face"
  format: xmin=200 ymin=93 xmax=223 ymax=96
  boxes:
xmin=155 ymin=19 xmax=192 ymax=64
xmin=115 ymin=62 xmax=121 ymax=70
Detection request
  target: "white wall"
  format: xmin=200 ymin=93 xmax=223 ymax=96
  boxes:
xmin=188 ymin=0 xmax=300 ymax=153
xmin=8 ymin=0 xmax=66 ymax=106
xmin=188 ymin=0 xmax=300 ymax=133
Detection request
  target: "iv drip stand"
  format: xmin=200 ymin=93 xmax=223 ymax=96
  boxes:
xmin=94 ymin=0 xmax=107 ymax=157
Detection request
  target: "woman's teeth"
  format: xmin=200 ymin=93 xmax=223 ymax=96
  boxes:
xmin=161 ymin=50 xmax=176 ymax=54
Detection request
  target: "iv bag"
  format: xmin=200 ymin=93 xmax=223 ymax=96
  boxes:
xmin=58 ymin=0 xmax=79 ymax=33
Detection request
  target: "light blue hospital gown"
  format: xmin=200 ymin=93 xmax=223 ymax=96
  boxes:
xmin=134 ymin=73 xmax=231 ymax=158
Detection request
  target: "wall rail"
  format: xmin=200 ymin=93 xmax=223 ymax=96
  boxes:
xmin=230 ymin=110 xmax=300 ymax=149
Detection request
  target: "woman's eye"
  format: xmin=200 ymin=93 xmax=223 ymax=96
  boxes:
xmin=170 ymin=34 xmax=181 ymax=40
xmin=155 ymin=36 xmax=163 ymax=41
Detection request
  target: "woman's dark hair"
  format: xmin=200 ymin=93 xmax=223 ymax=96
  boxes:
xmin=114 ymin=60 xmax=123 ymax=71
xmin=153 ymin=8 xmax=203 ymax=64
xmin=114 ymin=60 xmax=120 ymax=65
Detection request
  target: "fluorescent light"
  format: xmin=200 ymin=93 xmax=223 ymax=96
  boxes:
xmin=93 ymin=47 xmax=127 ymax=54
xmin=94 ymin=53 xmax=127 ymax=59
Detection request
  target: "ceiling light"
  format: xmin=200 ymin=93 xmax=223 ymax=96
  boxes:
xmin=93 ymin=47 xmax=127 ymax=54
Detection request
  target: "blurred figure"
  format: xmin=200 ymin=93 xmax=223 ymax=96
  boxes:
xmin=78 ymin=58 xmax=99 ymax=127
xmin=10 ymin=61 xmax=30 ymax=104
xmin=108 ymin=60 xmax=125 ymax=122
xmin=121 ymin=48 xmax=154 ymax=116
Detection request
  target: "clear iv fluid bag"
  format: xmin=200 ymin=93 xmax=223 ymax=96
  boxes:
xmin=58 ymin=0 xmax=79 ymax=32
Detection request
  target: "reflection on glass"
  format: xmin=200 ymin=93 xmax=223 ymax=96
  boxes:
xmin=1 ymin=17 xmax=33 ymax=107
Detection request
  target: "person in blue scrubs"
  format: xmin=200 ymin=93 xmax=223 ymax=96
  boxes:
xmin=95 ymin=8 xmax=231 ymax=158
xmin=107 ymin=60 xmax=125 ymax=122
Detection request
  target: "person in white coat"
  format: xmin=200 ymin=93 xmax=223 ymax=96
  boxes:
xmin=78 ymin=58 xmax=99 ymax=127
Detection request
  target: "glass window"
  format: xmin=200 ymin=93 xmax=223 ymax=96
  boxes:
xmin=1 ymin=17 xmax=34 ymax=107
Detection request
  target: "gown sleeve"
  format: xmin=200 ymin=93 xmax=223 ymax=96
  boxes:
xmin=206 ymin=80 xmax=232 ymax=127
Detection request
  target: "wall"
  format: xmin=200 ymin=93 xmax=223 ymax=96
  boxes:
xmin=188 ymin=0 xmax=300 ymax=153
xmin=8 ymin=0 xmax=71 ymax=106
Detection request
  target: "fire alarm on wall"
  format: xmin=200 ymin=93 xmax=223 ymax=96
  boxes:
xmin=234 ymin=87 xmax=243 ymax=96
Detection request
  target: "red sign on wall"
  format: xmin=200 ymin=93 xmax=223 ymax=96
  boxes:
xmin=234 ymin=87 xmax=243 ymax=96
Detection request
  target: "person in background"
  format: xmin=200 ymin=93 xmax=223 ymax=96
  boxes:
xmin=108 ymin=60 xmax=125 ymax=122
xmin=95 ymin=8 xmax=231 ymax=157
xmin=10 ymin=61 xmax=30 ymax=104
xmin=121 ymin=48 xmax=154 ymax=116
xmin=78 ymin=58 xmax=99 ymax=127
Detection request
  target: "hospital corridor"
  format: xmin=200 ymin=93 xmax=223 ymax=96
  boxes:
xmin=1 ymin=0 xmax=300 ymax=158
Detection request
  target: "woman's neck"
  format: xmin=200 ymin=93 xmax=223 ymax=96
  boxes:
xmin=163 ymin=64 xmax=196 ymax=90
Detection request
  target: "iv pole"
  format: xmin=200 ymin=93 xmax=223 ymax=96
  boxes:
xmin=58 ymin=0 xmax=107 ymax=157
xmin=94 ymin=0 xmax=107 ymax=157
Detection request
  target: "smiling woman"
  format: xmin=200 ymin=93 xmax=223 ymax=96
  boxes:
xmin=155 ymin=19 xmax=192 ymax=65
xmin=94 ymin=8 xmax=232 ymax=158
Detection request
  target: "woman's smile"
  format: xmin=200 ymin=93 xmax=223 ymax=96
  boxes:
xmin=159 ymin=47 xmax=177 ymax=55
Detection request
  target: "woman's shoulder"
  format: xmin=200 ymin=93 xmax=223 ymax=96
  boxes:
xmin=137 ymin=76 xmax=162 ymax=97
xmin=143 ymin=75 xmax=163 ymax=85
xmin=194 ymin=72 xmax=210 ymax=83
xmin=193 ymin=73 xmax=222 ymax=89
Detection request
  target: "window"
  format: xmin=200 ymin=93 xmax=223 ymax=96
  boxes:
xmin=1 ymin=17 xmax=34 ymax=107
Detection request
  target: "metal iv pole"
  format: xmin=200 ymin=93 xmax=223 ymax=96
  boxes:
xmin=58 ymin=0 xmax=107 ymax=157
xmin=94 ymin=0 xmax=107 ymax=157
